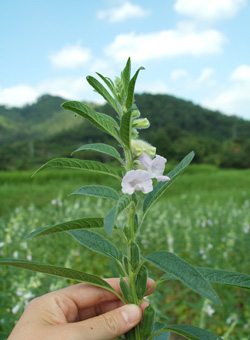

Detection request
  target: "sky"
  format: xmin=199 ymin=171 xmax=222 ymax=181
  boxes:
xmin=1 ymin=0 xmax=250 ymax=120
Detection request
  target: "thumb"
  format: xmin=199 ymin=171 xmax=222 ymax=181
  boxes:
xmin=70 ymin=304 xmax=142 ymax=340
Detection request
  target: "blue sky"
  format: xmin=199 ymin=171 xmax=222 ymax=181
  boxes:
xmin=1 ymin=0 xmax=250 ymax=120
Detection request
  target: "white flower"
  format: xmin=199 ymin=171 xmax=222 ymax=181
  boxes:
xmin=12 ymin=304 xmax=20 ymax=314
xmin=206 ymin=305 xmax=215 ymax=317
xmin=139 ymin=153 xmax=170 ymax=182
xmin=24 ymin=292 xmax=35 ymax=300
xmin=121 ymin=170 xmax=153 ymax=194
xmin=244 ymin=225 xmax=250 ymax=234
xmin=0 ymin=242 xmax=5 ymax=248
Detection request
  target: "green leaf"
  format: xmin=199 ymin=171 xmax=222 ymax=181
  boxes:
xmin=68 ymin=230 xmax=121 ymax=261
xmin=0 ymin=259 xmax=120 ymax=297
xmin=125 ymin=66 xmax=145 ymax=110
xmin=71 ymin=143 xmax=121 ymax=160
xmin=151 ymin=323 xmax=170 ymax=340
xmin=196 ymin=267 xmax=250 ymax=289
xmin=120 ymin=110 xmax=133 ymax=148
xmin=24 ymin=218 xmax=104 ymax=240
xmin=32 ymin=158 xmax=122 ymax=180
xmin=155 ymin=325 xmax=223 ymax=340
xmin=86 ymin=76 xmax=121 ymax=114
xmin=143 ymin=151 xmax=195 ymax=214
xmin=70 ymin=185 xmax=120 ymax=200
xmin=104 ymin=205 xmax=117 ymax=237
xmin=96 ymin=73 xmax=119 ymax=102
xmin=104 ymin=194 xmax=131 ymax=235
xmin=161 ymin=267 xmax=250 ymax=290
xmin=62 ymin=101 xmax=119 ymax=138
xmin=121 ymin=57 xmax=131 ymax=94
xmin=145 ymin=251 xmax=221 ymax=304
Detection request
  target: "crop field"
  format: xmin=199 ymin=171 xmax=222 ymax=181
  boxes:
xmin=0 ymin=165 xmax=250 ymax=339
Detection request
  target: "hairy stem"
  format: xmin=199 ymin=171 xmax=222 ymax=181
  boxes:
xmin=127 ymin=202 xmax=142 ymax=340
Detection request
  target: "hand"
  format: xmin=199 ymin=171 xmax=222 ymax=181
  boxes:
xmin=8 ymin=278 xmax=155 ymax=340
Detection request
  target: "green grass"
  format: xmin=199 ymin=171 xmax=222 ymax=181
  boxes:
xmin=0 ymin=165 xmax=250 ymax=339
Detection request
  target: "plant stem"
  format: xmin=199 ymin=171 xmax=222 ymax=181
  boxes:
xmin=127 ymin=201 xmax=142 ymax=340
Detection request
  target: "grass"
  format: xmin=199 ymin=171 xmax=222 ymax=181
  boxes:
xmin=0 ymin=165 xmax=250 ymax=339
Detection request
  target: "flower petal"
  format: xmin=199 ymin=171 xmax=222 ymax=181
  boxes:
xmin=138 ymin=152 xmax=153 ymax=170
xmin=151 ymin=155 xmax=167 ymax=176
xmin=154 ymin=175 xmax=170 ymax=182
xmin=121 ymin=169 xmax=153 ymax=195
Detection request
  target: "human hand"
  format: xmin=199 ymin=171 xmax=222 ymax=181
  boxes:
xmin=8 ymin=278 xmax=155 ymax=340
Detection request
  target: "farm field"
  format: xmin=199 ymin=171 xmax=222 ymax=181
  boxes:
xmin=0 ymin=165 xmax=250 ymax=339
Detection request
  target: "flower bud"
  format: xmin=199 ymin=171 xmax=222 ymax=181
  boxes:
xmin=133 ymin=160 xmax=145 ymax=170
xmin=131 ymin=128 xmax=139 ymax=139
xmin=131 ymin=139 xmax=156 ymax=158
xmin=132 ymin=109 xmax=141 ymax=118
xmin=132 ymin=118 xmax=150 ymax=129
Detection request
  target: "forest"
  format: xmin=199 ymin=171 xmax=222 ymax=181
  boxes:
xmin=0 ymin=93 xmax=250 ymax=170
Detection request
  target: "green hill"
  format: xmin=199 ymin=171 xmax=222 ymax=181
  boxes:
xmin=0 ymin=93 xmax=250 ymax=170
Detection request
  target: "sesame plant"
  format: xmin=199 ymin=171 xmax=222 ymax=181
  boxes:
xmin=1 ymin=58 xmax=250 ymax=340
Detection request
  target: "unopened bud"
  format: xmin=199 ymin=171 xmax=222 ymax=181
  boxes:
xmin=131 ymin=139 xmax=156 ymax=158
xmin=131 ymin=128 xmax=139 ymax=139
xmin=132 ymin=118 xmax=150 ymax=129
xmin=133 ymin=160 xmax=144 ymax=170
xmin=132 ymin=109 xmax=141 ymax=118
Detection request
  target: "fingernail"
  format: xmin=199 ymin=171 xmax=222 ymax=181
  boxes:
xmin=121 ymin=304 xmax=141 ymax=324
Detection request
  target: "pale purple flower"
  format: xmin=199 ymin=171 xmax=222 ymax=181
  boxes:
xmin=121 ymin=170 xmax=153 ymax=194
xmin=139 ymin=153 xmax=170 ymax=182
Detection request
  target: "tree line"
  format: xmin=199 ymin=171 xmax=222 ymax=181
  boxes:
xmin=0 ymin=94 xmax=250 ymax=170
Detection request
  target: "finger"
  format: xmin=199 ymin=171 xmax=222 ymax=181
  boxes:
xmin=48 ymin=278 xmax=122 ymax=313
xmin=51 ymin=277 xmax=156 ymax=311
xmin=68 ymin=304 xmax=142 ymax=340
xmin=145 ymin=278 xmax=156 ymax=295
xmin=78 ymin=295 xmax=152 ymax=321
xmin=78 ymin=300 xmax=124 ymax=321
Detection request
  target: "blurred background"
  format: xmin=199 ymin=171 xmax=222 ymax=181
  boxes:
xmin=0 ymin=1 xmax=250 ymax=339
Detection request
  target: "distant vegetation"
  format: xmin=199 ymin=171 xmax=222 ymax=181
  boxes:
xmin=1 ymin=167 xmax=250 ymax=338
xmin=0 ymin=93 xmax=250 ymax=170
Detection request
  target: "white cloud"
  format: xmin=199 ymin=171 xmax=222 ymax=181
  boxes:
xmin=197 ymin=68 xmax=215 ymax=85
xmin=230 ymin=64 xmax=250 ymax=82
xmin=97 ymin=1 xmax=150 ymax=23
xmin=171 ymin=67 xmax=216 ymax=91
xmin=203 ymin=65 xmax=250 ymax=120
xmin=174 ymin=0 xmax=247 ymax=22
xmin=0 ymin=76 xmax=105 ymax=108
xmin=104 ymin=28 xmax=226 ymax=62
xmin=171 ymin=69 xmax=189 ymax=81
xmin=49 ymin=44 xmax=91 ymax=69
xmin=0 ymin=85 xmax=39 ymax=107
xmin=38 ymin=76 xmax=105 ymax=104
xmin=38 ymin=77 xmax=88 ymax=100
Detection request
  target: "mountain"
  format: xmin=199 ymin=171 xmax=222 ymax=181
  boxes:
xmin=0 ymin=93 xmax=250 ymax=170
xmin=0 ymin=95 xmax=80 ymax=145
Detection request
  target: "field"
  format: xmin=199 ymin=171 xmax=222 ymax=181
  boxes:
xmin=1 ymin=165 xmax=250 ymax=339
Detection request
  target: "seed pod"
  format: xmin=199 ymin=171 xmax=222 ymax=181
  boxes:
xmin=134 ymin=213 xmax=139 ymax=234
xmin=125 ymin=328 xmax=135 ymax=340
xmin=130 ymin=241 xmax=140 ymax=270
xmin=136 ymin=265 xmax=148 ymax=300
xmin=140 ymin=305 xmax=156 ymax=340
xmin=123 ymin=225 xmax=130 ymax=239
xmin=119 ymin=277 xmax=133 ymax=303
xmin=122 ymin=255 xmax=130 ymax=276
